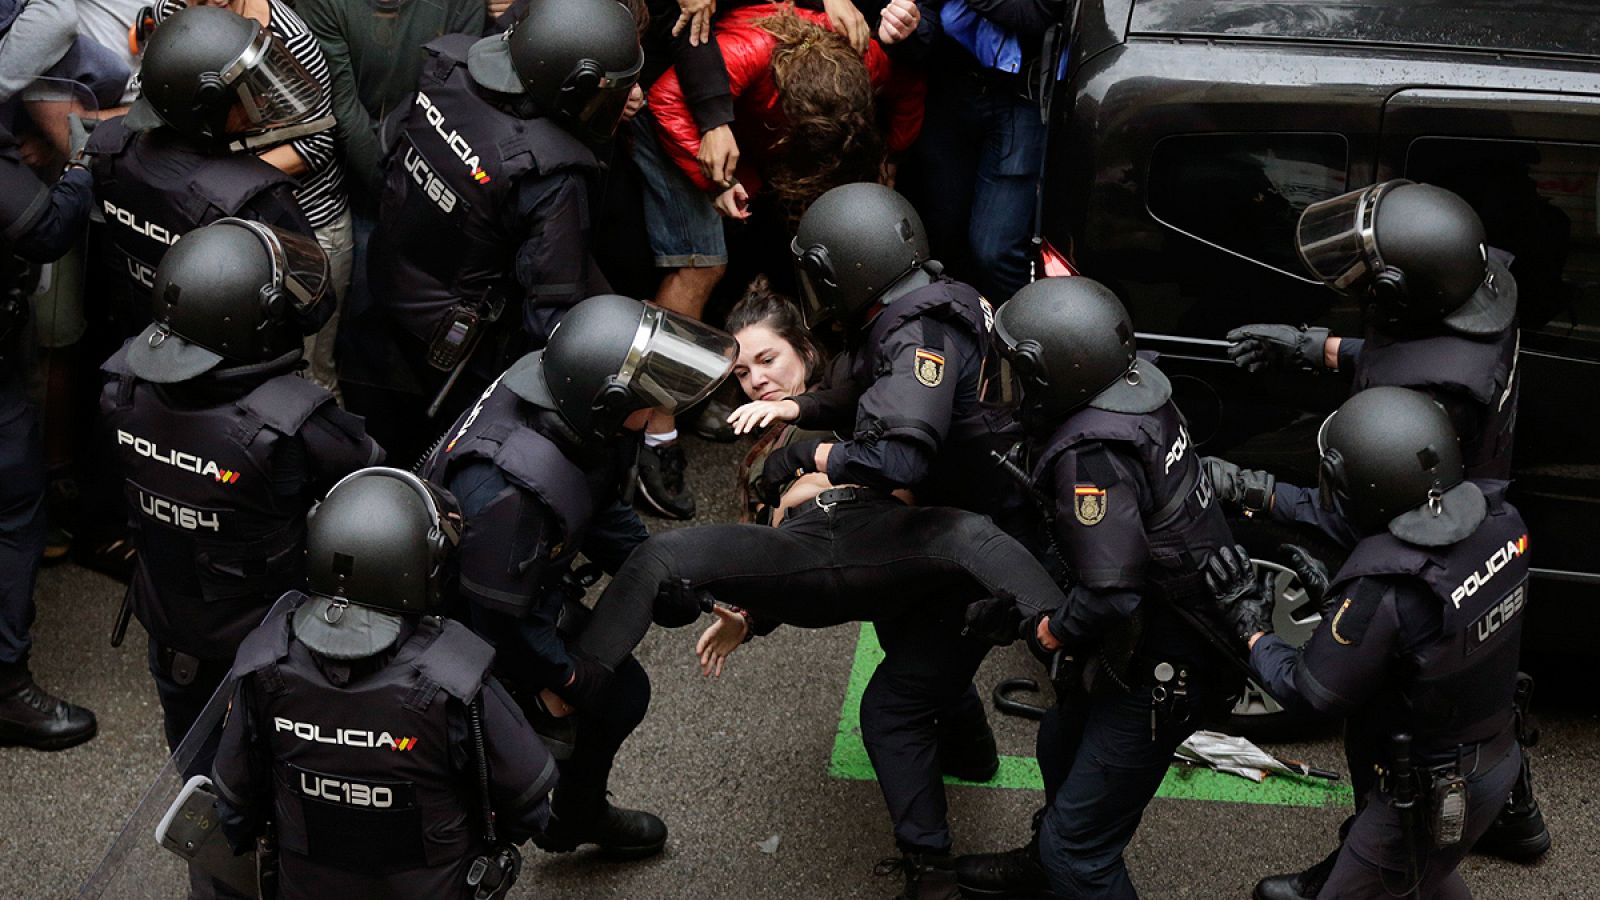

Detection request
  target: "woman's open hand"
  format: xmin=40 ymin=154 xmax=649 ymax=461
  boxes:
xmin=696 ymin=606 xmax=749 ymax=677
xmin=726 ymin=398 xmax=799 ymax=435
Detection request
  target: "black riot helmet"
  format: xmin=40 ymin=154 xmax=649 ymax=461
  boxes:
xmin=501 ymin=294 xmax=737 ymax=441
xmin=995 ymin=276 xmax=1171 ymax=421
xmin=298 ymin=468 xmax=463 ymax=659
xmin=1297 ymin=180 xmax=1516 ymax=336
xmin=124 ymin=219 xmax=332 ymax=383
xmin=124 ymin=6 xmax=328 ymax=146
xmin=792 ymin=183 xmax=932 ymax=325
xmin=466 ymin=0 xmax=643 ymax=140
xmin=1317 ymin=386 xmax=1486 ymax=545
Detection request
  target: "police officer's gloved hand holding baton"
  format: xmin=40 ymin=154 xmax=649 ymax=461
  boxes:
xmin=550 ymin=650 xmax=613 ymax=712
xmin=962 ymin=596 xmax=1027 ymax=646
xmin=1226 ymin=324 xmax=1332 ymax=373
xmin=1202 ymin=456 xmax=1275 ymax=518
xmin=1203 ymin=544 xmax=1275 ymax=646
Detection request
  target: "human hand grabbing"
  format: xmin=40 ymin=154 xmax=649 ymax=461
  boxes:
xmin=696 ymin=605 xmax=749 ymax=677
xmin=726 ymin=398 xmax=799 ymax=435
xmin=877 ymin=0 xmax=918 ymax=44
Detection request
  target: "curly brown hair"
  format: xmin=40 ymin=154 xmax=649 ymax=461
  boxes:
xmin=756 ymin=8 xmax=885 ymax=221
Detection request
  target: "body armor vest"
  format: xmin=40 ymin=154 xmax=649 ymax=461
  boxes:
xmin=370 ymin=34 xmax=598 ymax=348
xmin=421 ymin=375 xmax=601 ymax=617
xmin=1328 ymin=488 xmax=1529 ymax=753
xmin=85 ymin=118 xmax=301 ymax=331
xmin=102 ymin=349 xmax=334 ymax=658
xmin=232 ymin=594 xmax=497 ymax=898
xmin=853 ymin=278 xmax=1019 ymax=516
xmin=1035 ymin=399 xmax=1235 ymax=666
xmin=1353 ymin=325 xmax=1519 ymax=481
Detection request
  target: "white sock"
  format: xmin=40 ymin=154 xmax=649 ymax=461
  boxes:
xmin=644 ymin=429 xmax=678 ymax=448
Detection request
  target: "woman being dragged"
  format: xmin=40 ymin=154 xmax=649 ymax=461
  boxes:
xmin=564 ymin=280 xmax=1063 ymax=898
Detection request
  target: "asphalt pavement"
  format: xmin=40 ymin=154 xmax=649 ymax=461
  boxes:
xmin=5 ymin=435 xmax=1597 ymax=899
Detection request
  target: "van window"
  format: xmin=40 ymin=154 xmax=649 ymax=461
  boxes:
xmin=1146 ymin=133 xmax=1348 ymax=278
xmin=1406 ymin=137 xmax=1600 ymax=356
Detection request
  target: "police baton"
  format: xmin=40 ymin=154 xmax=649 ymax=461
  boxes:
xmin=109 ymin=586 xmax=134 ymax=648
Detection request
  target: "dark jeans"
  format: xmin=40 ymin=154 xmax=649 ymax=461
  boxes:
xmin=0 ymin=377 xmax=43 ymax=670
xmin=1036 ymin=683 xmax=1208 ymax=899
xmin=573 ymin=495 xmax=1068 ymax=669
xmin=865 ymin=608 xmax=992 ymax=854
xmin=1321 ymin=742 xmax=1521 ymax=900
xmin=551 ymin=654 xmax=651 ymax=821
xmin=905 ymin=69 xmax=1046 ymax=303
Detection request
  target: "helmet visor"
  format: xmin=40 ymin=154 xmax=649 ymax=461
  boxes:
xmin=1315 ymin=409 xmax=1344 ymax=512
xmin=1296 ymin=180 xmax=1411 ymax=293
xmin=790 ymin=236 xmax=837 ymax=327
xmin=230 ymin=27 xmax=325 ymax=133
xmin=618 ymin=306 xmax=737 ymax=413
xmin=563 ymin=55 xmax=643 ymax=138
xmin=223 ymin=218 xmax=331 ymax=315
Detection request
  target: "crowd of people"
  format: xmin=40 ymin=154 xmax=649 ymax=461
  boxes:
xmin=0 ymin=0 xmax=1553 ymax=897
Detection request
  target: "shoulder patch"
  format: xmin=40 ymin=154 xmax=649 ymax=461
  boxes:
xmin=914 ymin=348 xmax=945 ymax=387
xmin=1327 ymin=579 xmax=1385 ymax=646
xmin=1073 ymin=485 xmax=1107 ymax=526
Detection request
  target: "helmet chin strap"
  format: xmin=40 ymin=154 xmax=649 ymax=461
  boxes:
xmin=226 ymin=114 xmax=337 ymax=152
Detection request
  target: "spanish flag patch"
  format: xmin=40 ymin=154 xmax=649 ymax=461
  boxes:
xmin=1074 ymin=485 xmax=1107 ymax=526
xmin=914 ymin=348 xmax=945 ymax=387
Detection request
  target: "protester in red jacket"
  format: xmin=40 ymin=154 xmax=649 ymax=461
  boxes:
xmin=648 ymin=3 xmax=925 ymax=221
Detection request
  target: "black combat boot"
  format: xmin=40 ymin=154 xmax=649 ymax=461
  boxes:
xmin=0 ymin=665 xmax=97 ymax=751
xmin=1472 ymin=757 xmax=1551 ymax=863
xmin=938 ymin=716 xmax=1000 ymax=783
xmin=536 ymin=801 xmax=668 ymax=860
xmin=877 ymin=851 xmax=961 ymax=900
xmin=1252 ymin=848 xmax=1338 ymax=900
xmin=954 ymin=808 xmax=1052 ymax=898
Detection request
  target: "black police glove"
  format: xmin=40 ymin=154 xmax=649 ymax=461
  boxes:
xmin=551 ymin=650 xmax=612 ymax=710
xmin=1280 ymin=544 xmax=1331 ymax=611
xmin=962 ymin=596 xmax=1025 ymax=646
xmin=1203 ymin=544 xmax=1275 ymax=645
xmin=1202 ymin=456 xmax=1276 ymax=517
xmin=1225 ymin=324 xmax=1331 ymax=373
xmin=754 ymin=437 xmax=822 ymax=506
xmin=653 ymin=577 xmax=716 ymax=628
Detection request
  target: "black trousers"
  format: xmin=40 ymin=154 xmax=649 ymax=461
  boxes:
xmin=0 ymin=377 xmax=43 ymax=673
xmin=574 ymin=495 xmax=1067 ymax=668
xmin=865 ymin=609 xmax=992 ymax=854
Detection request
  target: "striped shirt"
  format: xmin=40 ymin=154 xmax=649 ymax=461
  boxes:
xmin=151 ymin=0 xmax=349 ymax=228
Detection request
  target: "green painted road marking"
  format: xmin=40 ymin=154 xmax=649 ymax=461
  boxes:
xmin=828 ymin=623 xmax=1354 ymax=808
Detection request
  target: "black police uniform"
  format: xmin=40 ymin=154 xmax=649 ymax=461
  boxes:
xmin=799 ymin=277 xmax=1016 ymax=519
xmin=1250 ymin=483 xmax=1529 ymax=897
xmin=101 ymin=347 xmax=382 ymax=752
xmin=1340 ymin=318 xmax=1519 ymax=482
xmin=83 ymin=118 xmax=314 ymax=337
xmin=0 ymin=127 xmax=92 ymax=695
xmin=420 ymin=372 xmax=651 ymax=826
xmin=348 ymin=34 xmax=609 ymax=458
xmin=1028 ymin=386 xmax=1239 ymax=898
xmin=212 ymin=592 xmax=558 ymax=900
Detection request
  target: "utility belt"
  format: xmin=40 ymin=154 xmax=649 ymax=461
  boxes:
xmin=952 ymin=57 xmax=1043 ymax=103
xmin=1379 ymin=728 xmax=1518 ymax=856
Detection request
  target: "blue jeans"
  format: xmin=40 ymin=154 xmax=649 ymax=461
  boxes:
xmin=630 ymin=112 xmax=727 ymax=268
xmin=907 ymin=69 xmax=1045 ymax=303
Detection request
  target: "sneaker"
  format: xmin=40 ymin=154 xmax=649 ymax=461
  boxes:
xmin=687 ymin=399 xmax=737 ymax=443
xmin=0 ymin=676 xmax=98 ymax=751
xmin=535 ymin=801 xmax=668 ymax=860
xmin=637 ymin=441 xmax=695 ymax=520
xmin=876 ymin=852 xmax=961 ymax=900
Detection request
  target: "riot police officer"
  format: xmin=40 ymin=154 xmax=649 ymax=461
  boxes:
xmin=1227 ymin=180 xmax=1520 ymax=485
xmin=954 ymin=277 xmax=1242 ymax=899
xmin=420 ymin=294 xmax=735 ymax=858
xmin=1216 ymin=386 xmax=1530 ymax=899
xmin=346 ymin=0 xmax=642 ymax=463
xmin=1213 ymin=180 xmax=1545 ymax=884
xmin=0 ymin=119 xmax=97 ymax=750
xmin=84 ymin=5 xmax=323 ymax=335
xmin=211 ymin=467 xmax=558 ymax=899
xmin=102 ymin=220 xmax=380 ymax=769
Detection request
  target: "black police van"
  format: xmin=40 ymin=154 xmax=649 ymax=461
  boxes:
xmin=1037 ymin=1 xmax=1600 ymax=730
